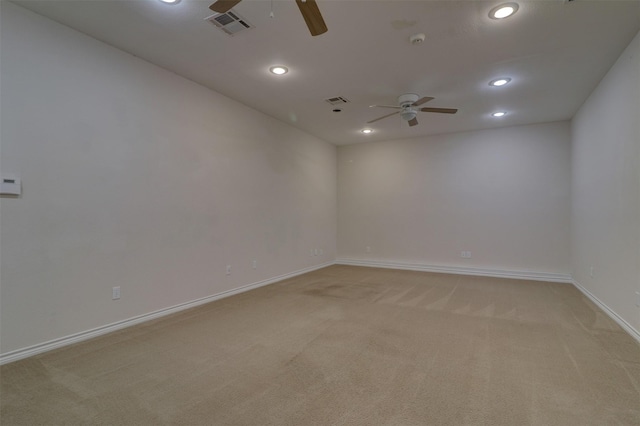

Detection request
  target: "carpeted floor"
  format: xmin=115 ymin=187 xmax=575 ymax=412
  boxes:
xmin=1 ymin=265 xmax=639 ymax=425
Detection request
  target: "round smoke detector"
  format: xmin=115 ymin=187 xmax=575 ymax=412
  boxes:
xmin=409 ymin=33 xmax=426 ymax=45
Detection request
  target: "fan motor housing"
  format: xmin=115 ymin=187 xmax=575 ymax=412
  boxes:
xmin=398 ymin=93 xmax=419 ymax=108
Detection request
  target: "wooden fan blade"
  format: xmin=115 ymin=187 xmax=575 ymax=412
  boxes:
xmin=420 ymin=107 xmax=458 ymax=114
xmin=412 ymin=97 xmax=434 ymax=107
xmin=295 ymin=0 xmax=328 ymax=36
xmin=369 ymin=105 xmax=402 ymax=109
xmin=209 ymin=0 xmax=242 ymax=13
xmin=408 ymin=117 xmax=419 ymax=127
xmin=367 ymin=111 xmax=400 ymax=124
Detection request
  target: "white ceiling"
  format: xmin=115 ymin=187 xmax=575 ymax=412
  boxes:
xmin=12 ymin=0 xmax=640 ymax=145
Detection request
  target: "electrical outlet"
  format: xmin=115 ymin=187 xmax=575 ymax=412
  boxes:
xmin=252 ymin=260 xmax=257 ymax=269
xmin=319 ymin=249 xmax=323 ymax=256
xmin=635 ymin=291 xmax=640 ymax=308
xmin=589 ymin=266 xmax=594 ymax=277
xmin=226 ymin=265 xmax=232 ymax=275
xmin=366 ymin=246 xmax=371 ymax=253
xmin=112 ymin=286 xmax=120 ymax=300
xmin=460 ymin=251 xmax=472 ymax=259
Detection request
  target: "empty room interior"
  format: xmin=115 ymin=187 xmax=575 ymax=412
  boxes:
xmin=1 ymin=0 xmax=639 ymax=424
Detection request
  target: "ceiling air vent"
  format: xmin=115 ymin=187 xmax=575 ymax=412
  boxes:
xmin=206 ymin=10 xmax=253 ymax=36
xmin=325 ymin=96 xmax=350 ymax=106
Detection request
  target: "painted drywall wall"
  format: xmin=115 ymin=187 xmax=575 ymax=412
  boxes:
xmin=338 ymin=122 xmax=571 ymax=276
xmin=0 ymin=2 xmax=336 ymax=355
xmin=571 ymin=30 xmax=640 ymax=333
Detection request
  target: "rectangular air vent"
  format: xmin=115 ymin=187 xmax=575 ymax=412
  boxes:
xmin=206 ymin=10 xmax=253 ymax=36
xmin=325 ymin=96 xmax=350 ymax=105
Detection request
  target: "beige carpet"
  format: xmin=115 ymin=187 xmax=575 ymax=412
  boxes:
xmin=2 ymin=265 xmax=639 ymax=425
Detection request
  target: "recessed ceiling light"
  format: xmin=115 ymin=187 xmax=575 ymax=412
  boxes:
xmin=489 ymin=3 xmax=519 ymax=19
xmin=489 ymin=77 xmax=512 ymax=87
xmin=361 ymin=128 xmax=373 ymax=134
xmin=159 ymin=0 xmax=181 ymax=4
xmin=492 ymin=111 xmax=507 ymax=117
xmin=269 ymin=66 xmax=289 ymax=75
xmin=409 ymin=33 xmax=426 ymax=45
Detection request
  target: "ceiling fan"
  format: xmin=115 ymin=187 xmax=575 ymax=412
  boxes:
xmin=368 ymin=94 xmax=458 ymax=127
xmin=209 ymin=0 xmax=328 ymax=36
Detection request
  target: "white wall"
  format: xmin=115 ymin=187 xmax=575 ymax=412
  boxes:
xmin=338 ymin=122 xmax=571 ymax=277
xmin=0 ymin=2 xmax=336 ymax=356
xmin=571 ymin=30 xmax=640 ymax=333
xmin=2 ymin=1 xmax=637 ymax=360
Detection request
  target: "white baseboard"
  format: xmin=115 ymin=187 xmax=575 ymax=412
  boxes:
xmin=0 ymin=262 xmax=333 ymax=365
xmin=336 ymin=258 xmax=639 ymax=344
xmin=6 ymin=261 xmax=635 ymax=365
xmin=336 ymin=258 xmax=573 ymax=283
xmin=571 ymin=279 xmax=640 ymax=344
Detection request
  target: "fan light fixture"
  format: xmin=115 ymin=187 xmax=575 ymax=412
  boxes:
xmin=401 ymin=110 xmax=417 ymax=121
xmin=159 ymin=0 xmax=181 ymax=4
xmin=489 ymin=3 xmax=519 ymax=19
xmin=492 ymin=111 xmax=507 ymax=117
xmin=361 ymin=128 xmax=373 ymax=134
xmin=489 ymin=78 xmax=511 ymax=87
xmin=269 ymin=66 xmax=289 ymax=75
